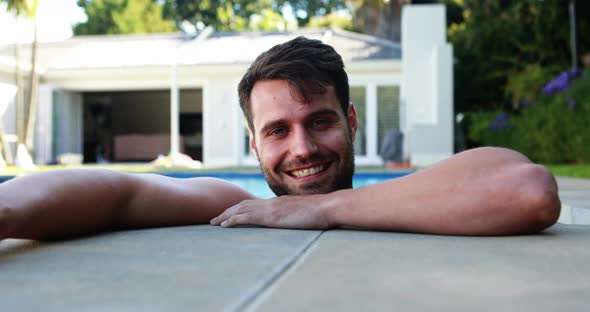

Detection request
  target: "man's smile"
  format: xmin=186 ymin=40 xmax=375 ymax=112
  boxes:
xmin=286 ymin=164 xmax=328 ymax=178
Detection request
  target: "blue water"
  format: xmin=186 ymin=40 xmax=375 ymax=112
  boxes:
xmin=160 ymin=172 xmax=409 ymax=198
xmin=0 ymin=171 xmax=410 ymax=199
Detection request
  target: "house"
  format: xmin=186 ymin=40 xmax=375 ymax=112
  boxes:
xmin=0 ymin=4 xmax=453 ymax=168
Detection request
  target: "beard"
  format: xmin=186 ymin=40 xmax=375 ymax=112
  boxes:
xmin=260 ymin=138 xmax=355 ymax=196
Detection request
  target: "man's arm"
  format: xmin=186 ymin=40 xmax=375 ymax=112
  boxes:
xmin=0 ymin=169 xmax=255 ymax=240
xmin=211 ymin=147 xmax=561 ymax=235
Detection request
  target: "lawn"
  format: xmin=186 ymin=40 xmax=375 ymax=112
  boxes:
xmin=545 ymin=164 xmax=590 ymax=179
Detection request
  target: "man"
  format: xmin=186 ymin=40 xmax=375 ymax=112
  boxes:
xmin=0 ymin=37 xmax=560 ymax=240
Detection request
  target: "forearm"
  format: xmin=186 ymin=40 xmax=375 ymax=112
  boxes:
xmin=119 ymin=175 xmax=256 ymax=229
xmin=326 ymin=148 xmax=561 ymax=235
xmin=0 ymin=169 xmax=132 ymax=240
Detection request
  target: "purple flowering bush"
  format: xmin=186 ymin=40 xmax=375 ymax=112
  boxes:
xmin=541 ymin=68 xmax=582 ymax=96
xmin=467 ymin=67 xmax=590 ymax=163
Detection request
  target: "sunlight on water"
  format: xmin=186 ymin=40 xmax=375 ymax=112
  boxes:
xmin=225 ymin=176 xmax=393 ymax=199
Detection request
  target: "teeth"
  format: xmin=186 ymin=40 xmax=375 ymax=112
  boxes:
xmin=291 ymin=165 xmax=325 ymax=178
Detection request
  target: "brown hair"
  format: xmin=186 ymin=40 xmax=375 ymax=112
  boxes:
xmin=238 ymin=36 xmax=350 ymax=131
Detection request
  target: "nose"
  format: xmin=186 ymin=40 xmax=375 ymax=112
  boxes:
xmin=289 ymin=126 xmax=318 ymax=158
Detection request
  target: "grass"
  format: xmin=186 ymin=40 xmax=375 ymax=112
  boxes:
xmin=545 ymin=164 xmax=590 ymax=179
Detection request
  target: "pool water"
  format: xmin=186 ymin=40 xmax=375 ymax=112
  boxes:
xmin=161 ymin=172 xmax=409 ymax=199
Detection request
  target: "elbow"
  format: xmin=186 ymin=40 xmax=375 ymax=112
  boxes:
xmin=520 ymin=165 xmax=561 ymax=233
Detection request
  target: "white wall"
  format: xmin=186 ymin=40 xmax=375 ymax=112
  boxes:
xmin=401 ymin=4 xmax=454 ymax=166
xmin=35 ymin=84 xmax=54 ymax=164
xmin=0 ymin=82 xmax=17 ymax=162
xmin=202 ymin=78 xmax=242 ymax=166
xmin=0 ymin=80 xmax=54 ymax=165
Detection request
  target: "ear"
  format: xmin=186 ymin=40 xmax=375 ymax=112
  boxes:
xmin=347 ymin=102 xmax=358 ymax=142
xmin=248 ymin=128 xmax=259 ymax=161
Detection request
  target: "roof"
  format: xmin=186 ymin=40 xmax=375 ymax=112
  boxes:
xmin=0 ymin=28 xmax=401 ymax=72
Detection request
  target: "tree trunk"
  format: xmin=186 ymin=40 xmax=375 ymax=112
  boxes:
xmin=354 ymin=0 xmax=403 ymax=42
xmin=375 ymin=1 xmax=402 ymax=42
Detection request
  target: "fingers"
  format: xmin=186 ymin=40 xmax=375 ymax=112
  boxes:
xmin=219 ymin=213 xmax=251 ymax=228
xmin=210 ymin=200 xmax=258 ymax=226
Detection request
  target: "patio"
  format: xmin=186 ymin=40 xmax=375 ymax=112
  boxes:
xmin=1 ymin=177 xmax=589 ymax=311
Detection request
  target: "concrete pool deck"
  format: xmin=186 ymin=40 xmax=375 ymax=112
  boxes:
xmin=1 ymin=177 xmax=589 ymax=311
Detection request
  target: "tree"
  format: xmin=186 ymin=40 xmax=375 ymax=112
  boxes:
xmin=74 ymin=0 xmax=175 ymax=35
xmin=449 ymin=0 xmax=590 ymax=113
xmin=346 ymin=0 xmax=404 ymax=42
xmin=163 ymin=0 xmax=292 ymax=31
xmin=307 ymin=11 xmax=353 ymax=31
xmin=342 ymin=0 xmax=460 ymax=42
xmin=276 ymin=0 xmax=347 ymax=27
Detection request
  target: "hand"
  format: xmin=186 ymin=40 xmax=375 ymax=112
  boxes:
xmin=209 ymin=195 xmax=335 ymax=230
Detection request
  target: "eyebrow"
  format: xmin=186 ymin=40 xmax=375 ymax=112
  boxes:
xmin=258 ymin=108 xmax=341 ymax=135
xmin=308 ymin=109 xmax=341 ymax=119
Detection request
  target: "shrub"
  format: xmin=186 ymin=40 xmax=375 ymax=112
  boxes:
xmin=466 ymin=68 xmax=590 ymax=163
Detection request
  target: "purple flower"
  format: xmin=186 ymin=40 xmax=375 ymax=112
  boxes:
xmin=489 ymin=112 xmax=509 ymax=130
xmin=542 ymin=67 xmax=582 ymax=96
xmin=542 ymin=71 xmax=570 ymax=95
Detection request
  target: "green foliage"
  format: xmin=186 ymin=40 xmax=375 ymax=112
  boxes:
xmin=504 ymin=64 xmax=553 ymax=109
xmin=74 ymin=0 xmax=175 ymax=35
xmin=72 ymin=0 xmax=354 ymax=34
xmin=1 ymin=0 xmax=38 ymax=17
xmin=163 ymin=0 xmax=265 ymax=31
xmin=276 ymin=0 xmax=347 ymax=27
xmin=161 ymin=0 xmax=349 ymax=31
xmin=307 ymin=12 xmax=353 ymax=31
xmin=450 ymin=0 xmax=590 ymax=113
xmin=248 ymin=8 xmax=291 ymax=31
xmin=467 ymin=69 xmax=590 ymax=163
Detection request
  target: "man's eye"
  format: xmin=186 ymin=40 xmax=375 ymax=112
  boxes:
xmin=312 ymin=119 xmax=331 ymax=128
xmin=269 ymin=128 xmax=286 ymax=136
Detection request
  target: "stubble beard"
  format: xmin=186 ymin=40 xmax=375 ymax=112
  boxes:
xmin=260 ymin=139 xmax=355 ymax=197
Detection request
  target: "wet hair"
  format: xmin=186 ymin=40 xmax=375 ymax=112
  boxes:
xmin=238 ymin=36 xmax=350 ymax=131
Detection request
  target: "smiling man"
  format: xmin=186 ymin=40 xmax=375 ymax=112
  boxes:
xmin=248 ymin=80 xmax=355 ymax=196
xmin=237 ymin=37 xmax=358 ymax=197
xmin=0 ymin=37 xmax=560 ymax=241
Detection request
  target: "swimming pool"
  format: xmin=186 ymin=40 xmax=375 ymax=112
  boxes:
xmin=0 ymin=171 xmax=408 ymax=199
xmin=160 ymin=172 xmax=410 ymax=198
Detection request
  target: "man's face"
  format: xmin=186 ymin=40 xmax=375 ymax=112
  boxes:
xmin=249 ymin=79 xmax=357 ymax=196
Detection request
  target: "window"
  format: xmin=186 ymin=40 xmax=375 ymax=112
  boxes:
xmin=377 ymin=86 xmax=400 ymax=154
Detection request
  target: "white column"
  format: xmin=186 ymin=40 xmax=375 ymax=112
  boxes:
xmin=170 ymin=59 xmax=180 ymax=156
xmin=203 ymin=78 xmax=240 ymax=166
xmin=35 ymin=84 xmax=53 ymax=164
xmin=401 ymin=4 xmax=454 ymax=166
